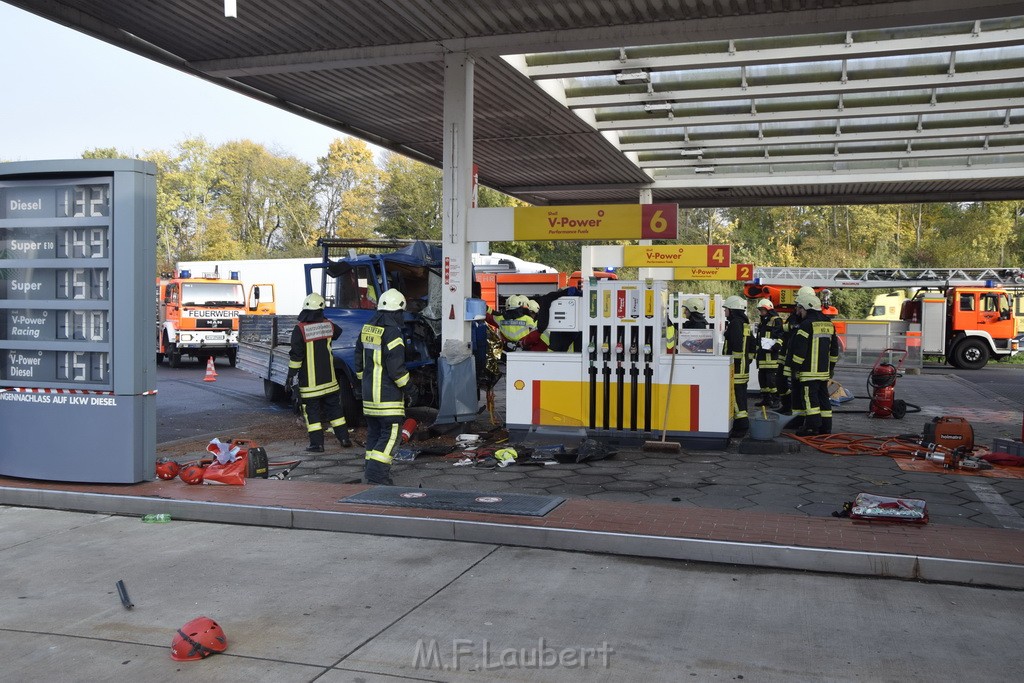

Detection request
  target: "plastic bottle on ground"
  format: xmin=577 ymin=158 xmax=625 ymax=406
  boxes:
xmin=141 ymin=513 xmax=172 ymax=523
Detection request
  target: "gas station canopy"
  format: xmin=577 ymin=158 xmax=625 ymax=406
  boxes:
xmin=8 ymin=0 xmax=1024 ymax=206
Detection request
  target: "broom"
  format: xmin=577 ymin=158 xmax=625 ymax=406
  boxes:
xmin=643 ymin=345 xmax=682 ymax=453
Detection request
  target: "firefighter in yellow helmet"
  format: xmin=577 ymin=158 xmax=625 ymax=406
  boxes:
xmin=754 ymin=298 xmax=784 ymax=410
xmin=722 ymin=295 xmax=756 ymax=438
xmin=355 ymin=288 xmax=411 ymax=485
xmin=287 ymin=293 xmax=352 ymax=452
xmin=789 ymin=293 xmax=840 ymax=436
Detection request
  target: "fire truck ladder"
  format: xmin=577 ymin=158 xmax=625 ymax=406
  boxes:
xmin=750 ymin=267 xmax=1024 ymax=289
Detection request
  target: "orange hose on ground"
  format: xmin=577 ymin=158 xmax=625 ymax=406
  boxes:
xmin=785 ymin=432 xmax=980 ymax=460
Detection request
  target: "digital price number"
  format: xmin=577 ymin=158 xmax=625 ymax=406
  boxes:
xmin=0 ymin=178 xmax=114 ymax=389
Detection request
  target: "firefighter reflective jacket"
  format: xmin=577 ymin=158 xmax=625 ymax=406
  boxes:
xmin=288 ymin=313 xmax=342 ymax=399
xmin=724 ymin=311 xmax=755 ymax=381
xmin=495 ymin=307 xmax=536 ymax=350
xmin=355 ymin=310 xmax=410 ymax=417
xmin=756 ymin=310 xmax=784 ymax=368
xmin=790 ymin=309 xmax=840 ymax=382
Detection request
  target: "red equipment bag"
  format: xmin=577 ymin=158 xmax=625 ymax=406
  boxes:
xmin=230 ymin=439 xmax=269 ymax=479
xmin=202 ymin=456 xmax=247 ymax=486
xmin=922 ymin=416 xmax=974 ymax=452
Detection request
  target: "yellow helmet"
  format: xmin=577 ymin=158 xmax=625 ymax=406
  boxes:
xmin=506 ymin=294 xmax=527 ymax=310
xmin=525 ymin=299 xmax=540 ymax=314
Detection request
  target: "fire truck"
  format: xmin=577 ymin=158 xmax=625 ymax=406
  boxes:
xmin=746 ymin=267 xmax=1022 ymax=369
xmin=157 ymin=268 xmax=274 ymax=368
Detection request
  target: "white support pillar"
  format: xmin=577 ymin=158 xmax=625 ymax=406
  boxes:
xmin=637 ymin=188 xmax=657 ymax=280
xmin=440 ymin=52 xmax=474 ymax=347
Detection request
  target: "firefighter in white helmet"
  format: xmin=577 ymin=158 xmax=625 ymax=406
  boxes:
xmin=777 ymin=285 xmax=816 ymax=415
xmin=287 ymin=293 xmax=352 ymax=452
xmin=682 ymin=297 xmax=711 ymax=329
xmin=789 ymin=293 xmax=840 ymax=436
xmin=355 ymin=288 xmax=411 ymax=485
xmin=754 ymin=298 xmax=784 ymax=410
xmin=722 ymin=295 xmax=756 ymax=438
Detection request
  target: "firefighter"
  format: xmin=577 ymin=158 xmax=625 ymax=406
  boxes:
xmin=355 ymin=288 xmax=412 ymax=485
xmin=286 ymin=293 xmax=352 ymax=453
xmin=777 ymin=285 xmax=815 ymax=416
xmin=789 ymin=293 xmax=840 ymax=437
xmin=682 ymin=297 xmax=711 ymax=329
xmin=494 ymin=294 xmax=543 ymax=352
xmin=722 ymin=295 xmax=756 ymax=438
xmin=754 ymin=298 xmax=784 ymax=410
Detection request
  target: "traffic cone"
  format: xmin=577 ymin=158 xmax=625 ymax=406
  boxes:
xmin=203 ymin=357 xmax=218 ymax=382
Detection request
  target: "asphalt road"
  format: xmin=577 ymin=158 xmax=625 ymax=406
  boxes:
xmin=155 ymin=359 xmax=285 ymax=443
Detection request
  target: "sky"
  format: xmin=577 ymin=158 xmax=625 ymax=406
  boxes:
xmin=0 ymin=3 xmax=349 ymax=165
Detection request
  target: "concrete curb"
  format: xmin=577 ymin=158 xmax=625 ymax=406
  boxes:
xmin=4 ymin=485 xmax=1022 ymax=590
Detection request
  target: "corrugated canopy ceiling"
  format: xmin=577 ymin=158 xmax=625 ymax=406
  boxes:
xmin=6 ymin=0 xmax=1024 ymax=206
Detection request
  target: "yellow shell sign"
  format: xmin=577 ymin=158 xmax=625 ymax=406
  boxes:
xmin=513 ymin=204 xmax=677 ymax=241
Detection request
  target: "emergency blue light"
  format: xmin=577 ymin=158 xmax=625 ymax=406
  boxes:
xmin=230 ymin=271 xmax=240 ymax=280
xmin=179 ymin=270 xmax=191 ymax=278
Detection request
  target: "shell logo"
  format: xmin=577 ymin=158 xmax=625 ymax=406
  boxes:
xmin=513 ymin=379 xmax=525 ymax=391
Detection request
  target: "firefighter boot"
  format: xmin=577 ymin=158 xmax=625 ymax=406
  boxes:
xmin=363 ymin=459 xmax=394 ymax=486
xmin=306 ymin=430 xmax=325 ymax=453
xmin=817 ymin=417 xmax=833 ymax=435
xmin=796 ymin=415 xmax=822 ymax=438
xmin=777 ymin=395 xmax=792 ymax=415
xmin=729 ymin=417 xmax=749 ymax=438
xmin=335 ymin=428 xmax=352 ymax=448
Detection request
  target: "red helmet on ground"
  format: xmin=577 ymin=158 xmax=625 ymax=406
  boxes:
xmin=178 ymin=461 xmax=205 ymax=485
xmin=170 ymin=616 xmax=228 ymax=661
xmin=155 ymin=458 xmax=180 ymax=480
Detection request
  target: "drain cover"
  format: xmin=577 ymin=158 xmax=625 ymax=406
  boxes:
xmin=341 ymin=487 xmax=564 ymax=516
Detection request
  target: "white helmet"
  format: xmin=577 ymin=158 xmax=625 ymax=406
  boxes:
xmin=796 ymin=293 xmax=821 ymax=310
xmin=378 ymin=288 xmax=407 ymax=312
xmin=505 ymin=294 xmax=527 ymax=310
xmin=302 ymin=293 xmax=325 ymax=311
xmin=723 ymin=295 xmax=747 ymax=311
xmin=796 ymin=285 xmax=815 ymax=299
xmin=683 ymin=297 xmax=705 ymax=314
xmin=756 ymin=298 xmax=774 ymax=310
xmin=525 ymin=299 xmax=540 ymax=314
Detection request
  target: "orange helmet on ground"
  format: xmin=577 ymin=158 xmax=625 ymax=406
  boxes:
xmin=155 ymin=458 xmax=180 ymax=480
xmin=178 ymin=461 xmax=205 ymax=485
xmin=170 ymin=616 xmax=228 ymax=661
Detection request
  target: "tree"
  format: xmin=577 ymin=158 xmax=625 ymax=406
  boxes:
xmin=314 ymin=137 xmax=380 ymax=241
xmin=213 ymin=140 xmax=317 ymax=256
xmin=377 ymin=152 xmax=443 ymax=240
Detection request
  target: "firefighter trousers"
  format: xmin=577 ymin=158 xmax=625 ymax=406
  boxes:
xmin=363 ymin=414 xmax=403 ymax=485
xmin=301 ymin=391 xmax=348 ymax=448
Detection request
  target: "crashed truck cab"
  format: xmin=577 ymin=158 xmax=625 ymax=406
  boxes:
xmin=305 ymin=240 xmax=487 ymax=410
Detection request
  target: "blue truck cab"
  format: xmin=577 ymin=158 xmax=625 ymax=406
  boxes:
xmin=305 ymin=240 xmax=486 ymax=412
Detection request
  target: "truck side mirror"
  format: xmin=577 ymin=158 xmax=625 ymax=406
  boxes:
xmin=248 ymin=286 xmax=260 ymax=311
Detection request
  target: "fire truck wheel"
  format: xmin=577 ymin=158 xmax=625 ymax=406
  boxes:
xmin=228 ymin=349 xmax=238 ymax=367
xmin=954 ymin=339 xmax=989 ymax=370
xmin=168 ymin=343 xmax=182 ymax=368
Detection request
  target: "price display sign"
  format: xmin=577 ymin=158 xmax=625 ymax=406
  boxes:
xmin=1 ymin=179 xmax=114 ymax=388
xmin=0 ymin=160 xmax=157 ymax=483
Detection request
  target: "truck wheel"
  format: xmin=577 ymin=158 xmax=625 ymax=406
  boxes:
xmin=168 ymin=343 xmax=182 ymax=368
xmin=263 ymin=379 xmax=287 ymax=402
xmin=954 ymin=339 xmax=989 ymax=370
xmin=228 ymin=349 xmax=238 ymax=367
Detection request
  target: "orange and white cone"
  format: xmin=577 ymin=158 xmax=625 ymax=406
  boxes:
xmin=203 ymin=357 xmax=218 ymax=382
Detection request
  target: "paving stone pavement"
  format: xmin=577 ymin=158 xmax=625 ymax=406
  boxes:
xmin=168 ymin=366 xmax=1024 ymax=530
